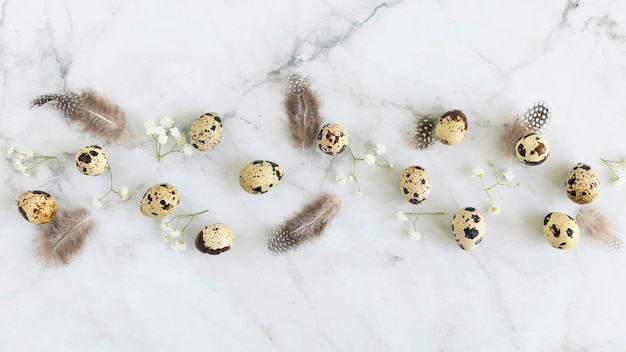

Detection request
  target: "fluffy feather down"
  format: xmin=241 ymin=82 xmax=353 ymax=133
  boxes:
xmin=284 ymin=74 xmax=322 ymax=149
xmin=501 ymin=119 xmax=531 ymax=159
xmin=267 ymin=194 xmax=342 ymax=255
xmin=31 ymin=89 xmax=127 ymax=142
xmin=35 ymin=208 xmax=95 ymax=266
xmin=577 ymin=208 xmax=623 ymax=252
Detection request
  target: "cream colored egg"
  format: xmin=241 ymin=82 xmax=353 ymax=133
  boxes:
xmin=515 ymin=133 xmax=550 ymax=165
xmin=239 ymin=160 xmax=284 ymax=194
xmin=17 ymin=190 xmax=58 ymax=224
xmin=195 ymin=223 xmax=234 ymax=255
xmin=399 ymin=165 xmax=432 ymax=204
xmin=317 ymin=123 xmax=349 ymax=155
xmin=188 ymin=112 xmax=223 ymax=151
xmin=140 ymin=183 xmax=180 ymax=218
xmin=435 ymin=110 xmax=467 ymax=145
xmin=543 ymin=212 xmax=580 ymax=250
xmin=565 ymin=162 xmax=600 ymax=204
xmin=451 ymin=207 xmax=486 ymax=251
xmin=75 ymin=145 xmax=108 ymax=176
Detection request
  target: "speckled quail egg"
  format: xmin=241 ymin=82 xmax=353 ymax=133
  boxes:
xmin=75 ymin=145 xmax=108 ymax=176
xmin=435 ymin=109 xmax=468 ymax=145
xmin=140 ymin=183 xmax=180 ymax=218
xmin=399 ymin=165 xmax=432 ymax=204
xmin=451 ymin=207 xmax=487 ymax=251
xmin=543 ymin=212 xmax=580 ymax=250
xmin=515 ymin=133 xmax=550 ymax=165
xmin=17 ymin=190 xmax=57 ymax=224
xmin=195 ymin=223 xmax=234 ymax=255
xmin=565 ymin=162 xmax=600 ymax=204
xmin=317 ymin=123 xmax=349 ymax=155
xmin=239 ymin=160 xmax=284 ymax=194
xmin=188 ymin=112 xmax=223 ymax=151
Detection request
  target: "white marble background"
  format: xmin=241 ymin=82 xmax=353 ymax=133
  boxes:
xmin=1 ymin=0 xmax=626 ymax=351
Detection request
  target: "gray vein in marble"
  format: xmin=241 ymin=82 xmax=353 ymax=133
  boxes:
xmin=583 ymin=15 xmax=626 ymax=42
xmin=43 ymin=2 xmax=73 ymax=86
xmin=558 ymin=0 xmax=581 ymax=28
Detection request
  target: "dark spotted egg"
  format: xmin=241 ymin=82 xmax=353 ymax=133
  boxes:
xmin=435 ymin=109 xmax=467 ymax=145
xmin=195 ymin=223 xmax=234 ymax=255
xmin=452 ymin=207 xmax=486 ymax=251
xmin=515 ymin=133 xmax=550 ymax=165
xmin=75 ymin=145 xmax=108 ymax=176
xmin=317 ymin=123 xmax=349 ymax=155
xmin=140 ymin=183 xmax=180 ymax=218
xmin=239 ymin=160 xmax=284 ymax=194
xmin=399 ymin=165 xmax=431 ymax=204
xmin=188 ymin=112 xmax=223 ymax=151
xmin=543 ymin=212 xmax=579 ymax=250
xmin=565 ymin=162 xmax=599 ymax=204
xmin=17 ymin=190 xmax=57 ymax=224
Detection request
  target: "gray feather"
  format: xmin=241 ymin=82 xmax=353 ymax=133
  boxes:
xmin=35 ymin=208 xmax=95 ymax=267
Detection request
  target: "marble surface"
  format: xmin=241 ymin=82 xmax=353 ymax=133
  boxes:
xmin=2 ymin=0 xmax=626 ymax=351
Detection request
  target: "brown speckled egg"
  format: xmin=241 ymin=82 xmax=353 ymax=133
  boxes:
xmin=399 ymin=165 xmax=432 ymax=204
xmin=195 ymin=223 xmax=234 ymax=255
xmin=239 ymin=160 xmax=284 ymax=194
xmin=140 ymin=183 xmax=180 ymax=218
xmin=515 ymin=133 xmax=550 ymax=165
xmin=451 ymin=207 xmax=486 ymax=251
xmin=317 ymin=123 xmax=349 ymax=155
xmin=75 ymin=145 xmax=108 ymax=176
xmin=565 ymin=162 xmax=600 ymax=204
xmin=435 ymin=110 xmax=467 ymax=145
xmin=188 ymin=112 xmax=223 ymax=151
xmin=17 ymin=190 xmax=57 ymax=224
xmin=543 ymin=212 xmax=580 ymax=250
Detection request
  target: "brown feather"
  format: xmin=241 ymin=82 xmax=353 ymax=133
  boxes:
xmin=501 ymin=119 xmax=531 ymax=159
xmin=577 ymin=208 xmax=623 ymax=252
xmin=35 ymin=208 xmax=95 ymax=266
xmin=31 ymin=89 xmax=127 ymax=142
xmin=267 ymin=193 xmax=341 ymax=255
xmin=284 ymin=74 xmax=322 ymax=149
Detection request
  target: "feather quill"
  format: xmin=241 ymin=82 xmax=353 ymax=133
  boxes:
xmin=31 ymin=89 xmax=127 ymax=142
xmin=284 ymin=74 xmax=322 ymax=149
xmin=577 ymin=208 xmax=623 ymax=252
xmin=35 ymin=208 xmax=95 ymax=266
xmin=267 ymin=193 xmax=342 ymax=255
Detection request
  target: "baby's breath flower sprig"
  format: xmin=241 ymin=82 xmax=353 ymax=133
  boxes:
xmin=395 ymin=210 xmax=445 ymax=240
xmin=160 ymin=209 xmax=209 ymax=252
xmin=92 ymin=164 xmax=130 ymax=207
xmin=601 ymin=158 xmax=626 ymax=186
xmin=473 ymin=161 xmax=520 ymax=216
xmin=7 ymin=146 xmax=56 ymax=176
xmin=144 ymin=116 xmax=194 ymax=163
xmin=335 ymin=143 xmax=393 ymax=195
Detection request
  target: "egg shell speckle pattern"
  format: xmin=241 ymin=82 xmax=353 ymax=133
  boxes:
xmin=75 ymin=145 xmax=108 ymax=176
xmin=399 ymin=166 xmax=432 ymax=204
xmin=195 ymin=223 xmax=234 ymax=255
xmin=239 ymin=160 xmax=284 ymax=194
xmin=543 ymin=212 xmax=580 ymax=250
xmin=140 ymin=183 xmax=180 ymax=218
xmin=515 ymin=133 xmax=550 ymax=165
xmin=317 ymin=123 xmax=349 ymax=155
xmin=435 ymin=110 xmax=468 ymax=145
xmin=565 ymin=162 xmax=600 ymax=204
xmin=451 ymin=207 xmax=486 ymax=251
xmin=17 ymin=190 xmax=57 ymax=224
xmin=188 ymin=112 xmax=223 ymax=151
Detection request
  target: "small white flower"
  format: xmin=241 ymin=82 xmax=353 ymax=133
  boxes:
xmin=347 ymin=175 xmax=354 ymax=182
xmin=24 ymin=149 xmax=34 ymax=159
xmin=502 ymin=169 xmax=514 ymax=181
xmin=395 ymin=211 xmax=408 ymax=222
xmin=144 ymin=121 xmax=157 ymax=135
xmin=160 ymin=219 xmax=171 ymax=231
xmin=157 ymin=134 xmax=169 ymax=145
xmin=169 ymin=229 xmax=181 ymax=238
xmin=408 ymin=230 xmax=422 ymax=240
xmin=120 ymin=187 xmax=130 ymax=200
xmin=364 ymin=154 xmax=376 ymax=166
xmin=183 ymin=143 xmax=194 ymax=155
xmin=22 ymin=168 xmax=31 ymax=176
xmin=160 ymin=116 xmax=174 ymax=129
xmin=13 ymin=160 xmax=24 ymax=171
xmin=169 ymin=127 xmax=181 ymax=139
xmin=18 ymin=154 xmax=24 ymax=160
xmin=171 ymin=241 xmax=187 ymax=252
xmin=472 ymin=168 xmax=484 ymax=177
xmin=388 ymin=163 xmax=394 ymax=168
xmin=164 ymin=236 xmax=171 ymax=242
xmin=7 ymin=146 xmax=16 ymax=155
xmin=92 ymin=198 xmax=103 ymax=207
xmin=356 ymin=190 xmax=362 ymax=196
xmin=155 ymin=126 xmax=166 ymax=137
xmin=614 ymin=175 xmax=625 ymax=186
xmin=488 ymin=205 xmax=501 ymax=216
xmin=336 ymin=174 xmax=347 ymax=185
xmin=374 ymin=143 xmax=387 ymax=155
xmin=176 ymin=135 xmax=187 ymax=146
